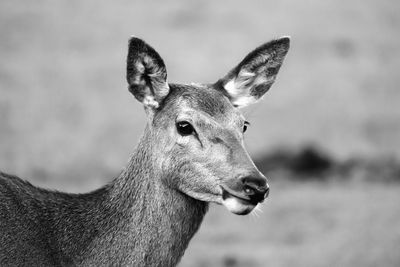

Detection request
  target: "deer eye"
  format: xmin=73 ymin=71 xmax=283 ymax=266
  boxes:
xmin=176 ymin=121 xmax=195 ymax=136
xmin=243 ymin=121 xmax=250 ymax=133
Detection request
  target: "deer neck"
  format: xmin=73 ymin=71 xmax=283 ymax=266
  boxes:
xmin=80 ymin=130 xmax=208 ymax=266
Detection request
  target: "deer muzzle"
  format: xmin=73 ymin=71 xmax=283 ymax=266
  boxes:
xmin=220 ymin=172 xmax=269 ymax=215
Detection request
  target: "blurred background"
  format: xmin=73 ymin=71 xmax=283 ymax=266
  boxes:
xmin=1 ymin=0 xmax=399 ymax=266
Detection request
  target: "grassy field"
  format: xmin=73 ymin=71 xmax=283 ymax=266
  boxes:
xmin=0 ymin=1 xmax=400 ymax=266
xmin=181 ymin=181 xmax=400 ymax=267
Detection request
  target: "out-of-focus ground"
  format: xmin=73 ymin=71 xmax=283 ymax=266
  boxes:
xmin=0 ymin=0 xmax=399 ymax=266
xmin=182 ymin=181 xmax=400 ymax=267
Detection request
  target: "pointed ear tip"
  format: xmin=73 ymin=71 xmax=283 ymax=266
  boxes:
xmin=128 ymin=35 xmax=145 ymax=45
xmin=260 ymin=36 xmax=290 ymax=53
xmin=277 ymin=36 xmax=291 ymax=47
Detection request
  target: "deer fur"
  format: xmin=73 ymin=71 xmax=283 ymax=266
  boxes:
xmin=0 ymin=36 xmax=289 ymax=266
xmin=1 ymin=130 xmax=206 ymax=266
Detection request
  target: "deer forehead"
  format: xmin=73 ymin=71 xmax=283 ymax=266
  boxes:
xmin=167 ymin=84 xmax=244 ymax=127
xmin=178 ymin=107 xmax=243 ymax=133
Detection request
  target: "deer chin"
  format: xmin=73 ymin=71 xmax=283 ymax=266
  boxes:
xmin=221 ymin=190 xmax=257 ymax=215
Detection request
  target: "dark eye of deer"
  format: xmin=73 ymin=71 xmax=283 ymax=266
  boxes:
xmin=243 ymin=121 xmax=250 ymax=133
xmin=176 ymin=121 xmax=195 ymax=136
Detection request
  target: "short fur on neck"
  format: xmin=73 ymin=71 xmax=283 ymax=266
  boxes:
xmin=0 ymin=130 xmax=208 ymax=266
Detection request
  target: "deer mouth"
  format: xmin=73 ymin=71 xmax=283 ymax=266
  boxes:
xmin=220 ymin=186 xmax=258 ymax=215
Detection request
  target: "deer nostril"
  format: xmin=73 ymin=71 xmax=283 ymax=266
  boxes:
xmin=240 ymin=175 xmax=269 ymax=203
xmin=241 ymin=175 xmax=267 ymax=190
xmin=244 ymin=186 xmax=255 ymax=195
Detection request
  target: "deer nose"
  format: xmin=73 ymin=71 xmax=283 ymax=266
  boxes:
xmin=240 ymin=175 xmax=270 ymax=203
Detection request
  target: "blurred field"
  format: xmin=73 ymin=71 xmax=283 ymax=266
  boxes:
xmin=181 ymin=181 xmax=400 ymax=267
xmin=1 ymin=0 xmax=400 ymax=266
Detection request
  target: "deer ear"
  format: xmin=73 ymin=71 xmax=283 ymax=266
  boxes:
xmin=216 ymin=37 xmax=290 ymax=108
xmin=126 ymin=37 xmax=170 ymax=109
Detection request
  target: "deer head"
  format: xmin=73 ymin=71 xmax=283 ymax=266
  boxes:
xmin=126 ymin=37 xmax=289 ymax=215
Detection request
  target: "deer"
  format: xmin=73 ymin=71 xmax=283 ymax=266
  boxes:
xmin=0 ymin=36 xmax=289 ymax=266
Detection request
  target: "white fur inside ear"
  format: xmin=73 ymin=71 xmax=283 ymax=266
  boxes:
xmin=143 ymin=95 xmax=159 ymax=108
xmin=224 ymin=71 xmax=255 ymax=96
xmin=224 ymin=79 xmax=238 ymax=96
xmin=224 ymin=78 xmax=257 ymax=107
xmin=231 ymin=95 xmax=257 ymax=107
